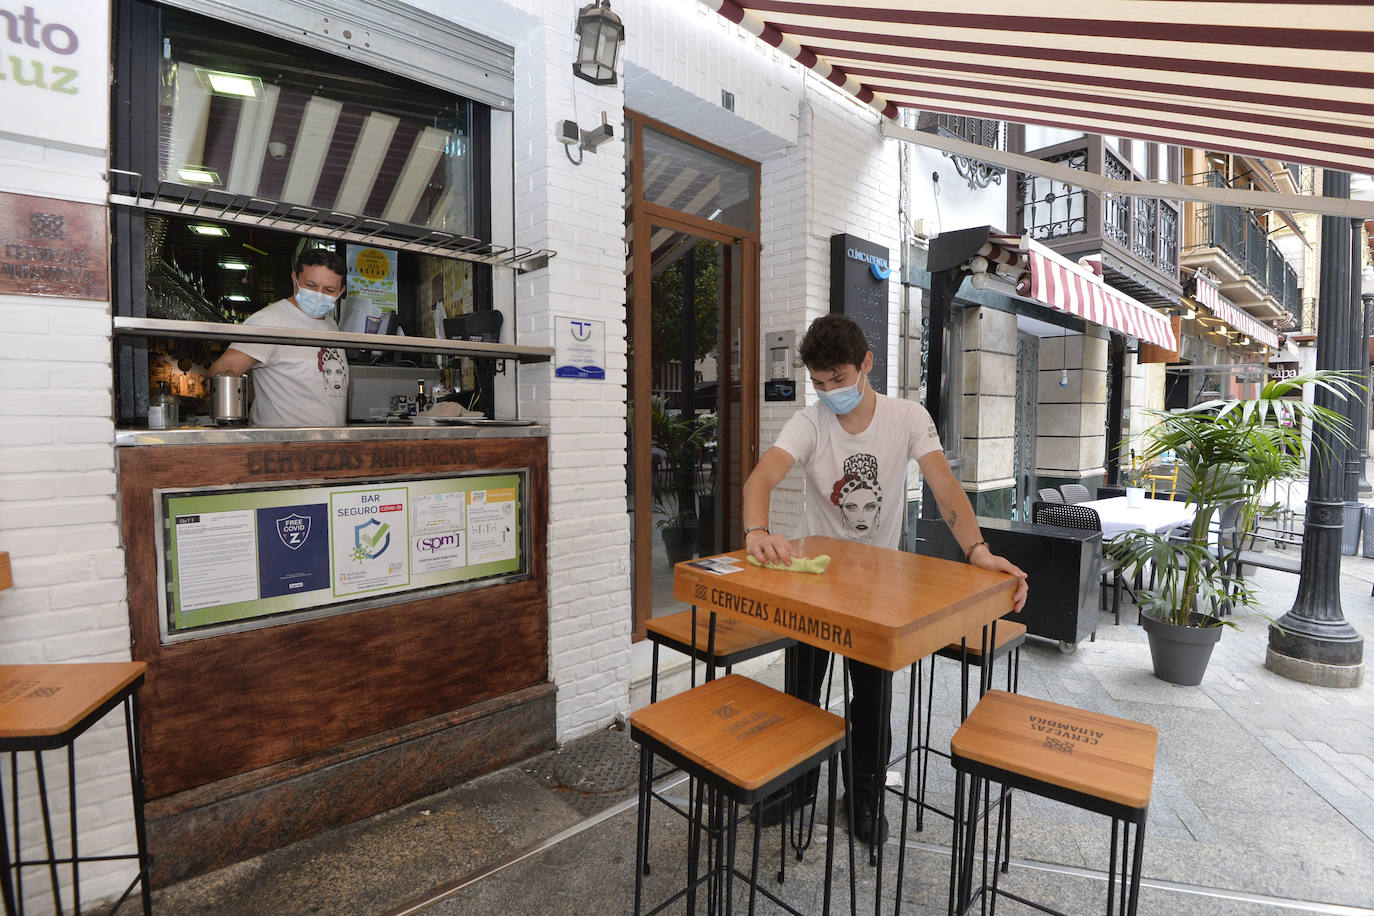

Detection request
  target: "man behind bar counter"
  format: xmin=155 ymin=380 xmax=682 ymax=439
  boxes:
xmin=742 ymin=314 xmax=1028 ymax=845
xmin=209 ymin=248 xmax=350 ymax=427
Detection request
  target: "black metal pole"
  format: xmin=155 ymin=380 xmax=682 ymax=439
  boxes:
xmin=1356 ymin=265 xmax=1373 ymax=497
xmin=1344 ymin=219 xmax=1366 ymax=505
xmin=1267 ymin=170 xmax=1365 ymax=684
xmin=921 ymin=267 xmax=960 ymax=520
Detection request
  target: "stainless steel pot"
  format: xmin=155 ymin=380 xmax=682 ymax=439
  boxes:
xmin=211 ymin=375 xmax=248 ymax=425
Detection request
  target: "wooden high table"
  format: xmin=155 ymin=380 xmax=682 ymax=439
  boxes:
xmin=673 ymin=535 xmax=1018 ymax=914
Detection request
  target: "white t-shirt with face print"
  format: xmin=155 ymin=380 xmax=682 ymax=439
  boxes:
xmin=231 ymin=298 xmax=349 ymax=427
xmin=773 ymin=394 xmax=943 ymax=549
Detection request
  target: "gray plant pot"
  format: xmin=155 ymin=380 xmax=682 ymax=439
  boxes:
xmin=1140 ymin=612 xmax=1223 ymax=686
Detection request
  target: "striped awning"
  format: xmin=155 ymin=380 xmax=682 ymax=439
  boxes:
xmin=701 ymin=1 xmax=1374 ymax=175
xmin=972 ymin=234 xmax=1178 ymax=350
xmin=1193 ymin=274 xmax=1281 ymax=349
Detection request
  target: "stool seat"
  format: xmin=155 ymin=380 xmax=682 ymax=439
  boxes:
xmin=632 ymin=673 xmax=844 ymax=798
xmin=0 ymin=663 xmax=146 ymax=748
xmin=936 ymin=620 xmax=1027 ymax=661
xmin=645 ymin=611 xmax=793 ymax=667
xmin=951 ymin=690 xmax=1157 ymax=812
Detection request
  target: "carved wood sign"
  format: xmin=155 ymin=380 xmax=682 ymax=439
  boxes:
xmin=0 ymin=191 xmax=108 ymax=300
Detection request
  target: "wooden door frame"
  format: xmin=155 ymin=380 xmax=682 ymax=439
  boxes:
xmin=627 ymin=111 xmax=760 ymax=640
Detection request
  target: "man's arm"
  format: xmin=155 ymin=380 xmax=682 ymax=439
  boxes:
xmin=741 ymin=446 xmax=801 ymax=565
xmin=208 ymin=348 xmax=259 ymax=377
xmin=917 ymin=449 xmax=1029 ymax=611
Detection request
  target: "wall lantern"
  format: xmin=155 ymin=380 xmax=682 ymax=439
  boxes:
xmin=573 ymin=0 xmax=624 ymax=86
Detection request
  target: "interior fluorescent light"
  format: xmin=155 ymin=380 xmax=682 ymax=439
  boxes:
xmin=196 ymin=68 xmax=263 ymax=99
xmin=178 ymin=167 xmax=219 ymax=185
xmin=224 ymin=294 xmax=250 ymax=301
xmin=190 ymin=225 xmax=229 ymax=237
xmin=219 ymin=260 xmax=250 ymax=271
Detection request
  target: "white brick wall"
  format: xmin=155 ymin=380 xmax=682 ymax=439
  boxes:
xmin=757 ymin=81 xmax=903 ymax=537
xmin=0 ymin=133 xmax=136 ymax=908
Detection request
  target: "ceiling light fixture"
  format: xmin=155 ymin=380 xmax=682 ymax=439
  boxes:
xmin=189 ymin=225 xmax=229 ymax=237
xmin=219 ymin=260 xmax=250 ymax=271
xmin=196 ymin=68 xmax=263 ymax=99
xmin=178 ymin=167 xmax=219 ymax=185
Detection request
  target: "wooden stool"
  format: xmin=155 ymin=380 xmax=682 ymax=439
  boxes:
xmin=949 ymin=691 xmax=1158 ymax=916
xmin=0 ymin=663 xmax=151 ymax=916
xmin=642 ymin=610 xmax=795 ymax=878
xmin=630 ymin=674 xmax=846 ymax=916
xmin=912 ymin=620 xmax=1025 ymax=831
xmin=645 ymin=610 xmax=794 ymax=703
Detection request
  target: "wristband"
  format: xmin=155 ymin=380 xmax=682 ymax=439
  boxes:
xmin=744 ymin=525 xmax=770 ymax=537
xmin=964 ymin=539 xmax=987 ymax=561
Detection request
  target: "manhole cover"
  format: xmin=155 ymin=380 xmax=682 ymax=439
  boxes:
xmin=553 ymin=730 xmax=639 ymax=794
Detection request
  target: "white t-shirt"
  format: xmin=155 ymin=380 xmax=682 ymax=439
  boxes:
xmin=773 ymin=394 xmax=943 ymax=550
xmin=231 ymin=299 xmax=349 ymax=427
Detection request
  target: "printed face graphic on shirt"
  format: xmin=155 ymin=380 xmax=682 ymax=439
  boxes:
xmin=318 ymin=348 xmax=346 ymax=392
xmin=830 ymin=453 xmax=882 ymax=540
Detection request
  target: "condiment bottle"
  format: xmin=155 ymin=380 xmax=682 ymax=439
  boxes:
xmin=148 ymin=382 xmax=178 ymax=429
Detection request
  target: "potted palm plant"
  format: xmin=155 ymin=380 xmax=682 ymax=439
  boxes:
xmin=650 ymin=397 xmax=716 ymax=566
xmin=1111 ymin=371 xmax=1355 ymax=685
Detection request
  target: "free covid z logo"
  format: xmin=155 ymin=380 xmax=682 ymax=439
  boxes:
xmin=276 ymin=514 xmax=311 ymax=550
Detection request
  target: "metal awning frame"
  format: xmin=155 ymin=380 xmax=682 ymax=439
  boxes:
xmin=879 ymin=121 xmax=1374 ymax=221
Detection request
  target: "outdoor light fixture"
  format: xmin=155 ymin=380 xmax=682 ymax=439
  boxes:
xmin=178 ymin=167 xmax=219 ymax=185
xmin=195 ymin=67 xmax=263 ymax=99
xmin=190 ymin=225 xmax=229 ymax=237
xmin=573 ymin=0 xmax=624 ymax=86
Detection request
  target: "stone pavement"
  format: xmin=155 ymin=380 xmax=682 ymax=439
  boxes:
xmin=132 ymin=528 xmax=1374 ymax=915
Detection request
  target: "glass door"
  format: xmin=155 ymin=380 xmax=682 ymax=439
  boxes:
xmin=632 ymin=226 xmax=752 ymax=624
xmin=626 ymin=114 xmax=760 ymax=637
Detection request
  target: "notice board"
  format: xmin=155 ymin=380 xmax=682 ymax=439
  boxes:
xmin=159 ymin=471 xmax=525 ymax=639
xmin=829 ymin=233 xmax=891 ymax=394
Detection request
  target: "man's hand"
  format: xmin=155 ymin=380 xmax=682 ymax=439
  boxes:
xmin=969 ymin=547 xmax=1029 ymax=611
xmin=745 ymin=530 xmax=799 ymax=567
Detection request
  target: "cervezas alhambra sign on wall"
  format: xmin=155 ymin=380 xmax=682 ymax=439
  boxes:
xmin=0 ymin=191 xmax=108 ymax=300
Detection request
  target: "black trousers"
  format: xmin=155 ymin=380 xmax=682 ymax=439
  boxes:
xmin=791 ymin=643 xmax=891 ymax=803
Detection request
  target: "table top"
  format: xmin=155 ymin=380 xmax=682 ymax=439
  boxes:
xmin=672 ymin=536 xmax=1018 ymax=671
xmin=0 ymin=663 xmax=147 ymax=745
xmin=1078 ymin=496 xmax=1194 ymax=538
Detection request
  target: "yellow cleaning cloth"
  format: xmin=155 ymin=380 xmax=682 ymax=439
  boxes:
xmin=746 ymin=554 xmax=831 ymax=574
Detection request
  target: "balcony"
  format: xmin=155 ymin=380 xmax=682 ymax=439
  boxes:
xmin=1010 ymin=139 xmax=1182 ymax=309
xmin=1181 ymin=170 xmax=1290 ymax=321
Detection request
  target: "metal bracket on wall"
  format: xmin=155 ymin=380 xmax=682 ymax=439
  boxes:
xmin=107 ymin=169 xmax=556 ymax=272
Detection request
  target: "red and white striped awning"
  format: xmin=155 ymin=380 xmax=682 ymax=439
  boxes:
xmin=1193 ymin=274 xmax=1281 ymax=349
xmin=973 ymin=234 xmax=1177 ymax=350
xmin=700 ymin=0 xmax=1374 ymax=175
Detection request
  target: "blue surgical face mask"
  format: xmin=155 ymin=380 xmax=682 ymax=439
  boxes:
xmin=817 ymin=374 xmax=865 ymax=415
xmin=295 ymin=286 xmax=338 ymax=318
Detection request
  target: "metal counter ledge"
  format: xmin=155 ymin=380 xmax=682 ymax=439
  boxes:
xmin=115 ymin=423 xmax=549 ymax=447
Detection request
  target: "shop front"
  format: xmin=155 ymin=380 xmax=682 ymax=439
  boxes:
xmin=1 ymin=0 xmax=917 ymax=899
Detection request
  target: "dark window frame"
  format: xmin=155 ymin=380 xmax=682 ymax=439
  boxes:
xmin=110 ymin=0 xmax=495 ymax=423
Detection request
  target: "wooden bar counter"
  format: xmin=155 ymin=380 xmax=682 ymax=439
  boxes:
xmin=673 ymin=536 xmax=1017 ymax=671
xmin=115 ymin=425 xmax=551 ymax=885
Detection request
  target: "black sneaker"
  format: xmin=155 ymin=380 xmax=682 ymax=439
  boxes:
xmin=844 ymin=794 xmax=889 ymax=845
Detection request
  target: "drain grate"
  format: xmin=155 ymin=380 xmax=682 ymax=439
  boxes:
xmin=552 ymin=730 xmax=639 ymax=794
